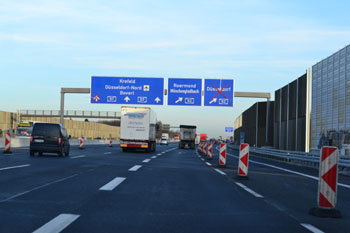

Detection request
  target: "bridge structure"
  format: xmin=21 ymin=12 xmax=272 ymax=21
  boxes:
xmin=18 ymin=110 xmax=121 ymax=120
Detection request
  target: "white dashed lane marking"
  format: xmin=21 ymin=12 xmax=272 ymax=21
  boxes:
xmin=151 ymin=156 xmax=157 ymax=159
xmin=214 ymin=169 xmax=226 ymax=176
xmin=142 ymin=159 xmax=151 ymax=163
xmin=300 ymin=223 xmax=324 ymax=233
xmin=235 ymin=182 xmax=263 ymax=198
xmin=128 ymin=165 xmax=142 ymax=171
xmin=32 ymin=214 xmax=80 ymax=233
xmin=70 ymin=155 xmax=86 ymax=159
xmin=103 ymin=152 xmax=112 ymax=155
xmin=99 ymin=177 xmax=126 ymax=191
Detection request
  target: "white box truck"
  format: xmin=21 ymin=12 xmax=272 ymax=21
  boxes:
xmin=120 ymin=106 xmax=157 ymax=152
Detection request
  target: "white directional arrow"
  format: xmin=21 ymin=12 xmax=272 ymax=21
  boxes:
xmin=124 ymin=96 xmax=130 ymax=102
xmin=209 ymin=98 xmax=217 ymax=104
xmin=155 ymin=97 xmax=161 ymax=103
xmin=175 ymin=97 xmax=183 ymax=103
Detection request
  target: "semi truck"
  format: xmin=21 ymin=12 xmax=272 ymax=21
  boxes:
xmin=120 ymin=106 xmax=157 ymax=152
xmin=179 ymin=125 xmax=196 ymax=149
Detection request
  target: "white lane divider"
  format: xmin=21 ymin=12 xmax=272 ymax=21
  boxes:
xmin=300 ymin=223 xmax=324 ymax=233
xmin=32 ymin=213 xmax=80 ymax=233
xmin=129 ymin=165 xmax=142 ymax=171
xmin=151 ymin=156 xmax=157 ymax=159
xmin=142 ymin=159 xmax=151 ymax=163
xmin=157 ymin=153 xmax=162 ymax=156
xmin=214 ymin=168 xmax=226 ymax=176
xmin=235 ymin=182 xmax=263 ymax=198
xmin=99 ymin=177 xmax=126 ymax=191
xmin=0 ymin=164 xmax=30 ymax=171
xmin=70 ymin=155 xmax=86 ymax=159
xmin=200 ymin=158 xmax=204 ymax=161
xmin=206 ymin=162 xmax=212 ymax=166
xmin=104 ymin=152 xmax=112 ymax=155
xmin=227 ymin=152 xmax=350 ymax=189
xmin=161 ymin=152 xmax=166 ymax=154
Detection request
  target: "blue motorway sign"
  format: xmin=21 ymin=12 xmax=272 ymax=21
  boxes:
xmin=90 ymin=76 xmax=164 ymax=105
xmin=204 ymin=79 xmax=234 ymax=107
xmin=168 ymin=78 xmax=202 ymax=106
xmin=225 ymin=127 xmax=233 ymax=132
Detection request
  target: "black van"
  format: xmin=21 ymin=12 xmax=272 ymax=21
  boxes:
xmin=30 ymin=123 xmax=70 ymax=156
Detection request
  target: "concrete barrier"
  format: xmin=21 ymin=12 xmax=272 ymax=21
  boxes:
xmin=0 ymin=138 xmax=119 ymax=148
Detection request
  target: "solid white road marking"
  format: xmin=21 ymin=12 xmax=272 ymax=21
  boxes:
xmin=32 ymin=213 xmax=80 ymax=233
xmin=142 ymin=159 xmax=151 ymax=163
xmin=99 ymin=177 xmax=126 ymax=191
xmin=214 ymin=168 xmax=226 ymax=176
xmin=151 ymin=156 xmax=157 ymax=159
xmin=1 ymin=174 xmax=78 ymax=203
xmin=104 ymin=152 xmax=112 ymax=155
xmin=70 ymin=155 xmax=86 ymax=159
xmin=129 ymin=165 xmax=142 ymax=171
xmin=300 ymin=223 xmax=324 ymax=233
xmin=235 ymin=182 xmax=263 ymax=198
xmin=226 ymin=152 xmax=350 ymax=189
xmin=206 ymin=162 xmax=212 ymax=166
xmin=0 ymin=164 xmax=30 ymax=171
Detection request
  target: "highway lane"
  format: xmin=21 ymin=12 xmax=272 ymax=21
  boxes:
xmin=0 ymin=143 xmax=348 ymax=232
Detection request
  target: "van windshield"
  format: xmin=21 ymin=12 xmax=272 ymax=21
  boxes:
xmin=32 ymin=124 xmax=60 ymax=137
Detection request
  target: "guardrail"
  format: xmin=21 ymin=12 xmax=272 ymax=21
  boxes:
xmin=227 ymin=144 xmax=350 ymax=175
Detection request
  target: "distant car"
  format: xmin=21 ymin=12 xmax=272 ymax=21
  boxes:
xmin=95 ymin=137 xmax=102 ymax=140
xmin=160 ymin=138 xmax=169 ymax=145
xmin=30 ymin=123 xmax=70 ymax=157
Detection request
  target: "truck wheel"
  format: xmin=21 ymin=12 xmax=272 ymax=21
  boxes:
xmin=152 ymin=142 xmax=156 ymax=152
xmin=122 ymin=148 xmax=127 ymax=152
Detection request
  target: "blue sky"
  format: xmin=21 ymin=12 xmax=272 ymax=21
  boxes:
xmin=1 ymin=0 xmax=350 ymax=138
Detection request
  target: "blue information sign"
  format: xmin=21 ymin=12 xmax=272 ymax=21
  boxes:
xmin=204 ymin=79 xmax=234 ymax=107
xmin=240 ymin=132 xmax=245 ymax=143
xmin=225 ymin=127 xmax=233 ymax=132
xmin=90 ymin=76 xmax=164 ymax=105
xmin=168 ymin=78 xmax=202 ymax=106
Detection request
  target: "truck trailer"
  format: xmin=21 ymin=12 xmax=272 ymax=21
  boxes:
xmin=120 ymin=106 xmax=157 ymax=152
xmin=179 ymin=125 xmax=196 ymax=149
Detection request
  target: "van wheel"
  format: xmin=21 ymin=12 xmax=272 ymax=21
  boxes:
xmin=30 ymin=150 xmax=34 ymax=156
xmin=39 ymin=152 xmax=43 ymax=156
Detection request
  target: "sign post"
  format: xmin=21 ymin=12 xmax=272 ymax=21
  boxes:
xmin=204 ymin=79 xmax=234 ymax=107
xmin=90 ymin=76 xmax=164 ymax=105
xmin=168 ymin=78 xmax=202 ymax=106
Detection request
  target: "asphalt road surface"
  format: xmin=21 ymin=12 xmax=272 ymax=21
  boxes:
xmin=0 ymin=143 xmax=349 ymax=233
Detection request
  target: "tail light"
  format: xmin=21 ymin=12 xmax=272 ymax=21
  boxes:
xmin=58 ymin=137 xmax=62 ymax=145
xmin=30 ymin=136 xmax=33 ymax=143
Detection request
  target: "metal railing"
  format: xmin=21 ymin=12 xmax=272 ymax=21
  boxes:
xmin=19 ymin=110 xmax=120 ymax=119
xmin=228 ymin=144 xmax=350 ymax=174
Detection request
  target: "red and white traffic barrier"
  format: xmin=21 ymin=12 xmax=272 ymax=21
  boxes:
xmin=238 ymin=143 xmax=249 ymax=178
xmin=309 ymin=146 xmax=342 ymax=218
xmin=207 ymin=143 xmax=212 ymax=160
xmin=79 ymin=137 xmax=84 ymax=149
xmin=3 ymin=132 xmax=12 ymax=154
xmin=109 ymin=138 xmax=113 ymax=147
xmin=219 ymin=143 xmax=226 ymax=167
xmin=203 ymin=142 xmax=207 ymax=156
